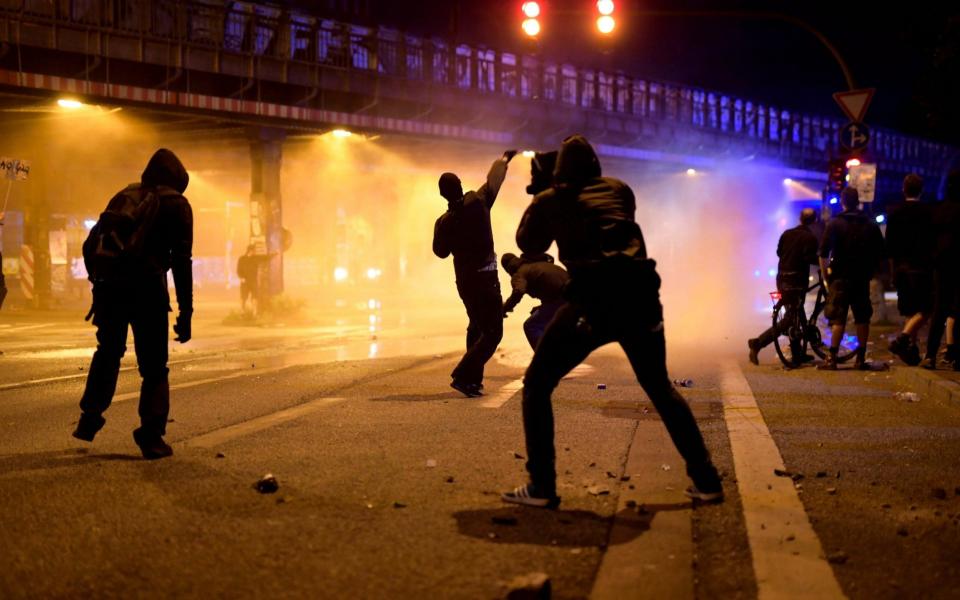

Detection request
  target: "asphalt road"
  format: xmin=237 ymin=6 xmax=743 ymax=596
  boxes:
xmin=1 ymin=304 xmax=959 ymax=599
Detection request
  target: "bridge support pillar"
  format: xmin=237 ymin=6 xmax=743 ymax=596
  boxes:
xmin=248 ymin=127 xmax=286 ymax=304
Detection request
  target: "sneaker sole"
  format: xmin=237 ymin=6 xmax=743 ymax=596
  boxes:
xmin=501 ymin=494 xmax=561 ymax=509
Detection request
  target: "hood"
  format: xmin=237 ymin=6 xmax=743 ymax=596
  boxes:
xmin=501 ymin=252 xmax=554 ymax=274
xmin=141 ymin=149 xmax=189 ymax=193
xmin=526 ymin=150 xmax=558 ymax=195
xmin=553 ymin=135 xmax=601 ymax=186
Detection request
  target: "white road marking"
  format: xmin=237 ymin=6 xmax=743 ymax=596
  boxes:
xmin=721 ymin=360 xmax=846 ymax=599
xmin=1 ymin=323 xmax=55 ymax=333
xmin=480 ymin=378 xmax=524 ymax=409
xmin=184 ymin=397 xmax=346 ymax=448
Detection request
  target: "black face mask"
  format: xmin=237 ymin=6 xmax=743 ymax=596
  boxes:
xmin=439 ymin=172 xmax=463 ymax=203
xmin=526 ymin=151 xmax=558 ymax=195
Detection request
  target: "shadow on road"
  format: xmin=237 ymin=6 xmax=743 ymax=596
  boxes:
xmin=0 ymin=448 xmax=143 ymax=474
xmin=453 ymin=502 xmax=691 ymax=547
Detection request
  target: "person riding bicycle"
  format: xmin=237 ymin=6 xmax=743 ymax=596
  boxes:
xmin=817 ymin=187 xmax=885 ymax=370
xmin=748 ymin=208 xmax=819 ymax=366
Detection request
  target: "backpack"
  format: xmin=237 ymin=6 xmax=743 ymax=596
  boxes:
xmin=82 ymin=184 xmax=173 ymax=282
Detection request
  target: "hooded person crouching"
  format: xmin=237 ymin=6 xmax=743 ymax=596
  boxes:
xmin=501 ymin=252 xmax=569 ymax=350
xmin=72 ymin=148 xmax=194 ymax=459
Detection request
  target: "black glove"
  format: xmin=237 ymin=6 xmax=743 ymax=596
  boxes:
xmin=173 ymin=311 xmax=192 ymax=343
xmin=503 ymin=149 xmax=518 ymax=163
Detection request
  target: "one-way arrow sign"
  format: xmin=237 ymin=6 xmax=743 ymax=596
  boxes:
xmin=833 ymin=88 xmax=875 ymax=123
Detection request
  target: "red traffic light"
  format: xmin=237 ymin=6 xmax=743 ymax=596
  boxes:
xmin=522 ymin=1 xmax=540 ymax=18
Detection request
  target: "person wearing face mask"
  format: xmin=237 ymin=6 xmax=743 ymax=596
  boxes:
xmin=433 ymin=150 xmax=517 ymax=397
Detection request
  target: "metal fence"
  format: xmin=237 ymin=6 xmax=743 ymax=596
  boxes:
xmin=0 ymin=0 xmax=951 ymax=172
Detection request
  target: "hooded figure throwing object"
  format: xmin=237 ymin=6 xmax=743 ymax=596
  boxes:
xmin=433 ymin=150 xmax=517 ymax=397
xmin=73 ymin=149 xmax=194 ymax=459
xmin=501 ymin=135 xmax=722 ymax=508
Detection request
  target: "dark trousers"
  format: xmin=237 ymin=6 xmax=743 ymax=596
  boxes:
xmin=523 ymin=300 xmax=564 ymax=350
xmin=521 ymin=302 xmax=717 ymax=495
xmin=80 ymin=287 xmax=171 ymax=437
xmin=754 ymin=289 xmax=806 ymax=353
xmin=926 ymin=270 xmax=959 ymax=358
xmin=452 ymin=270 xmax=503 ymax=385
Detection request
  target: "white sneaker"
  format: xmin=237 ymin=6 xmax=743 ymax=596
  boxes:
xmin=501 ymin=484 xmax=560 ymax=509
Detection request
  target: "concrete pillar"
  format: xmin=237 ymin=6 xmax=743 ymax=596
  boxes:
xmin=248 ymin=127 xmax=286 ymax=302
xmin=23 ymin=160 xmax=50 ymax=309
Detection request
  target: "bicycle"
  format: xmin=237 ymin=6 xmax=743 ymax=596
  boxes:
xmin=770 ymin=275 xmax=856 ymax=368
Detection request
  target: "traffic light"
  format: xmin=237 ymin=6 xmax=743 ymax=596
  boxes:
xmin=596 ymin=0 xmax=615 ymax=34
xmin=521 ymin=1 xmax=541 ymax=38
xmin=827 ymin=158 xmax=846 ymax=192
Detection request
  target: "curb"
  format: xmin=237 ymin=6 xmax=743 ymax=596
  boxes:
xmin=893 ymin=366 xmax=960 ymax=407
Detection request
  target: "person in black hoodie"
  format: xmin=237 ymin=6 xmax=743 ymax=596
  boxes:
xmin=817 ymin=186 xmax=885 ymax=370
xmin=501 ymin=252 xmax=569 ymax=349
xmin=748 ymin=208 xmax=820 ymax=366
xmin=501 ymin=135 xmax=722 ymax=508
xmin=72 ymin=149 xmax=194 ymax=459
xmin=921 ymin=170 xmax=960 ymax=370
xmin=886 ymin=173 xmax=933 ymax=366
xmin=434 ymin=150 xmax=517 ymax=397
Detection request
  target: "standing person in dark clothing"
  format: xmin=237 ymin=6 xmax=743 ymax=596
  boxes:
xmin=433 ymin=150 xmax=517 ymax=397
xmin=748 ymin=208 xmax=819 ymax=366
xmin=921 ymin=170 xmax=960 ymax=370
xmin=501 ymin=135 xmax=722 ymax=508
xmin=237 ymin=244 xmax=259 ymax=314
xmin=886 ymin=173 xmax=934 ymax=365
xmin=817 ymin=187 xmax=885 ymax=370
xmin=72 ymin=149 xmax=194 ymax=459
xmin=501 ymin=252 xmax=569 ymax=349
xmin=0 ymin=249 xmax=6 ymax=311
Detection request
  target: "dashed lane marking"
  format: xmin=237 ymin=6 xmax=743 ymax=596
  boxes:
xmin=183 ymin=397 xmax=346 ymax=448
xmin=0 ymin=323 xmax=55 ymax=333
xmin=113 ymin=365 xmax=292 ymax=402
xmin=721 ymin=360 xmax=846 ymax=599
xmin=480 ymin=378 xmax=524 ymax=408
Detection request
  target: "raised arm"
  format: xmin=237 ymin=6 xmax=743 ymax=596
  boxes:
xmin=476 ymin=150 xmax=517 ymax=209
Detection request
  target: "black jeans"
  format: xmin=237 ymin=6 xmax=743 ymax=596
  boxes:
xmin=452 ymin=270 xmax=503 ymax=385
xmin=80 ymin=284 xmax=171 ymax=437
xmin=521 ymin=302 xmax=718 ymax=495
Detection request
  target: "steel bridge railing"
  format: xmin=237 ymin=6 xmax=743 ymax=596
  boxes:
xmin=0 ymin=0 xmax=952 ymax=175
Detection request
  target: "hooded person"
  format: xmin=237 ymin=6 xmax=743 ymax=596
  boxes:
xmin=433 ymin=149 xmax=518 ymax=397
xmin=502 ymin=135 xmax=723 ymax=508
xmin=501 ymin=251 xmax=569 ymax=349
xmin=72 ymin=148 xmax=194 ymax=459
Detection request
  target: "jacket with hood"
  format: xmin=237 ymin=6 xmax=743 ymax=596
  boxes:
xmin=516 ymin=135 xmax=647 ymax=273
xmin=818 ymin=208 xmax=885 ymax=281
xmin=433 ymin=157 xmax=508 ymax=278
xmin=502 ymin=254 xmax=570 ymax=314
xmin=121 ymin=149 xmax=193 ymax=312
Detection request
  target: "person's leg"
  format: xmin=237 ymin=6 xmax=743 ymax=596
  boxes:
xmin=620 ymin=323 xmax=720 ymax=492
xmin=851 ymin=279 xmax=874 ymax=367
xmin=131 ymin=307 xmax=170 ymax=439
xmin=79 ymin=298 xmax=130 ymax=420
xmin=523 ymin=301 xmax=563 ymax=350
xmin=518 ymin=304 xmax=603 ymax=497
xmin=819 ymin=280 xmax=848 ymax=369
xmin=451 ymin=273 xmax=503 ymax=385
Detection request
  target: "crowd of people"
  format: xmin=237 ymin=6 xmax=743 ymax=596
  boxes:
xmin=749 ymin=171 xmax=960 ymax=371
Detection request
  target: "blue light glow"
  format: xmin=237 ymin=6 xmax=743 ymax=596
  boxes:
xmin=829 ymin=196 xmax=839 ymax=205
xmin=767 ymin=268 xmax=777 ymax=278
xmin=753 ymin=269 xmax=761 ymax=278
xmin=875 ymin=214 xmax=885 ymax=224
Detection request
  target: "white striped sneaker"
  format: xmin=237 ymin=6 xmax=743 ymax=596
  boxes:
xmin=684 ymin=484 xmax=724 ymax=504
xmin=501 ymin=484 xmax=560 ymax=509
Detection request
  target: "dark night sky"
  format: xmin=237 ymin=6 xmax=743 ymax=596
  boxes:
xmin=337 ymin=0 xmax=959 ymax=144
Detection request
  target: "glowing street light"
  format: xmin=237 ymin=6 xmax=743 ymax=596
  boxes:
xmin=845 ymin=158 xmax=861 ymax=168
xmin=331 ymin=129 xmax=352 ymax=138
xmin=686 ymin=168 xmax=697 ymax=176
xmin=783 ymin=178 xmax=793 ymax=185
xmin=334 ymin=267 xmax=349 ymax=282
xmin=57 ymin=98 xmax=85 ymax=109
xmin=521 ymin=150 xmax=536 ymax=158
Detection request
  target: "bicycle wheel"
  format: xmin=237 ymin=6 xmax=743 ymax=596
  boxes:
xmin=808 ymin=288 xmax=856 ymax=363
xmin=772 ymin=299 xmax=807 ymax=368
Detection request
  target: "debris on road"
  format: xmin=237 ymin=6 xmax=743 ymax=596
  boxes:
xmin=426 ymin=459 xmax=437 ymax=468
xmin=445 ymin=476 xmax=455 ymax=483
xmin=673 ymin=378 xmax=694 ymax=387
xmin=588 ymin=462 xmax=596 ymax=467
xmin=620 ymin=475 xmax=631 ymax=482
xmin=625 ymin=500 xmax=637 ymax=509
xmin=932 ymin=488 xmax=947 ymax=500
xmin=492 ymin=516 xmax=519 ymax=526
xmin=661 ymin=464 xmax=671 ymax=471
xmin=512 ymin=451 xmax=525 ymax=460
xmin=785 ymin=534 xmax=796 ymax=542
xmin=827 ymin=551 xmax=849 ymax=564
xmin=895 ymin=391 xmax=920 ymax=403
xmin=816 ymin=471 xmax=828 ymax=478
xmin=774 ymin=469 xmax=804 ymax=481
xmin=597 ymin=383 xmax=607 ymax=390
xmin=393 ymin=501 xmax=407 ymax=509
xmin=504 ymin=572 xmax=551 ymax=600
xmin=254 ymin=474 xmax=279 ymax=494
xmin=587 ymin=485 xmax=610 ymax=496
xmin=897 ymin=526 xmax=909 ymax=537
xmin=605 ymin=471 xmax=617 ymax=479
xmin=827 ymin=488 xmax=838 ymax=495
xmin=215 ymin=452 xmax=225 ymax=459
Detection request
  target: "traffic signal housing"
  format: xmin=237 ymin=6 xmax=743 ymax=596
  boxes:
xmin=521 ymin=1 xmax=541 ymax=38
xmin=596 ymin=0 xmax=615 ymax=34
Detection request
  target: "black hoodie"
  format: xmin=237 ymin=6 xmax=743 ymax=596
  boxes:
xmin=516 ymin=135 xmax=647 ymax=272
xmin=818 ymin=209 xmax=885 ymax=280
xmin=133 ymin=149 xmax=193 ymax=312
